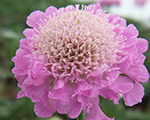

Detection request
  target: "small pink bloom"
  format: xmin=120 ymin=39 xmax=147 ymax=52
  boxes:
xmin=135 ymin=0 xmax=147 ymax=6
xmin=98 ymin=0 xmax=120 ymax=6
xmin=12 ymin=3 xmax=149 ymax=120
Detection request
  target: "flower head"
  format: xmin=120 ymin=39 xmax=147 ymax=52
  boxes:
xmin=12 ymin=3 xmax=149 ymax=120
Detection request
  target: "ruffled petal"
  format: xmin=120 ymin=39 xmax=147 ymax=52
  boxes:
xmin=116 ymin=75 xmax=145 ymax=106
xmin=132 ymin=54 xmax=146 ymax=65
xmin=104 ymin=70 xmax=120 ymax=82
xmin=136 ymin=38 xmax=148 ymax=53
xmin=88 ymin=69 xmax=103 ymax=78
xmin=17 ymin=90 xmax=25 ymax=99
xmin=16 ymin=75 xmax=28 ymax=88
xmin=28 ymin=60 xmax=50 ymax=86
xmin=116 ymin=75 xmax=133 ymax=84
xmin=125 ymin=36 xmax=138 ymax=47
xmin=122 ymin=24 xmax=139 ymax=38
xmin=138 ymin=65 xmax=149 ymax=83
xmin=23 ymin=28 xmax=34 ymax=37
xmin=54 ymin=79 xmax=65 ymax=89
xmin=48 ymin=84 xmax=70 ymax=104
xmin=110 ymin=82 xmax=133 ymax=94
xmin=99 ymin=88 xmax=120 ymax=104
xmin=123 ymin=83 xmax=144 ymax=106
xmin=68 ymin=96 xmax=82 ymax=118
xmin=22 ymin=81 xmax=50 ymax=105
xmin=11 ymin=49 xmax=29 ymax=75
xmin=86 ymin=3 xmax=101 ymax=13
xmin=45 ymin=6 xmax=57 ymax=17
xmin=86 ymin=97 xmax=114 ymax=120
xmin=122 ymin=65 xmax=149 ymax=82
xmin=108 ymin=75 xmax=133 ymax=96
xmin=83 ymin=87 xmax=99 ymax=97
xmin=26 ymin=10 xmax=46 ymax=28
xmin=65 ymin=5 xmax=76 ymax=12
xmin=34 ymin=100 xmax=56 ymax=118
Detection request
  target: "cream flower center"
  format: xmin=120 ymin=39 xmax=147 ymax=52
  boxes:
xmin=32 ymin=9 xmax=119 ymax=77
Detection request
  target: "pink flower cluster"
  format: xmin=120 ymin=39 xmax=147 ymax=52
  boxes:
xmin=12 ymin=3 xmax=149 ymax=120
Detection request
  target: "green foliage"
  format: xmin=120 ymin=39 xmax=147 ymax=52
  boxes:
xmin=0 ymin=98 xmax=35 ymax=120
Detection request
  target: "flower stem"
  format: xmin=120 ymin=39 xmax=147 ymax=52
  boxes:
xmin=77 ymin=110 xmax=85 ymax=120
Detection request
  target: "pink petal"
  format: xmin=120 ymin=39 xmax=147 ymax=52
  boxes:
xmin=34 ymin=101 xmax=56 ymax=118
xmin=26 ymin=10 xmax=46 ymax=28
xmin=95 ymin=78 xmax=110 ymax=88
xmin=68 ymin=96 xmax=82 ymax=118
xmin=104 ymin=70 xmax=119 ymax=81
xmin=115 ymin=16 xmax=126 ymax=27
xmin=136 ymin=38 xmax=148 ymax=53
xmin=116 ymin=75 xmax=133 ymax=84
xmin=110 ymin=76 xmax=134 ymax=94
xmin=123 ymin=83 xmax=144 ymax=106
xmin=65 ymin=5 xmax=76 ymax=12
xmin=122 ymin=65 xmax=141 ymax=82
xmin=77 ymin=95 xmax=91 ymax=112
xmin=56 ymin=104 xmax=69 ymax=115
xmin=83 ymin=87 xmax=99 ymax=97
xmin=17 ymin=90 xmax=25 ymax=99
xmin=23 ymin=28 xmax=34 ymax=37
xmin=87 ymin=3 xmax=101 ymax=14
xmin=19 ymin=38 xmax=30 ymax=51
xmin=11 ymin=49 xmax=29 ymax=75
xmin=111 ymin=83 xmax=133 ymax=94
xmin=123 ymin=45 xmax=138 ymax=59
xmin=139 ymin=65 xmax=149 ymax=83
xmin=122 ymin=24 xmax=139 ymax=38
xmin=122 ymin=65 xmax=149 ymax=83
xmin=48 ymin=85 xmax=70 ymax=105
xmin=125 ymin=36 xmax=138 ymax=47
xmin=86 ymin=97 xmax=114 ymax=120
xmin=88 ymin=69 xmax=103 ymax=78
xmin=54 ymin=79 xmax=65 ymax=89
xmin=16 ymin=75 xmax=28 ymax=87
xmin=99 ymin=88 xmax=120 ymax=104
xmin=132 ymin=54 xmax=146 ymax=65
xmin=113 ymin=25 xmax=124 ymax=35
xmin=45 ymin=6 xmax=57 ymax=17
xmin=108 ymin=14 xmax=126 ymax=27
xmin=22 ymin=81 xmax=50 ymax=105
xmin=28 ymin=60 xmax=50 ymax=86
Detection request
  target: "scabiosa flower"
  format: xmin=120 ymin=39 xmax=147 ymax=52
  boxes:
xmin=12 ymin=3 xmax=149 ymax=120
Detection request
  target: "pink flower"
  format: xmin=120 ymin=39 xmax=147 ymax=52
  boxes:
xmin=12 ymin=3 xmax=149 ymax=120
xmin=135 ymin=0 xmax=147 ymax=6
xmin=97 ymin=0 xmax=120 ymax=6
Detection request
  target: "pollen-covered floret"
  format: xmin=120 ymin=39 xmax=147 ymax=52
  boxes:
xmin=32 ymin=7 xmax=119 ymax=81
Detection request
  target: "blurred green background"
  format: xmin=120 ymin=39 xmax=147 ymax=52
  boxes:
xmin=0 ymin=0 xmax=150 ymax=120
